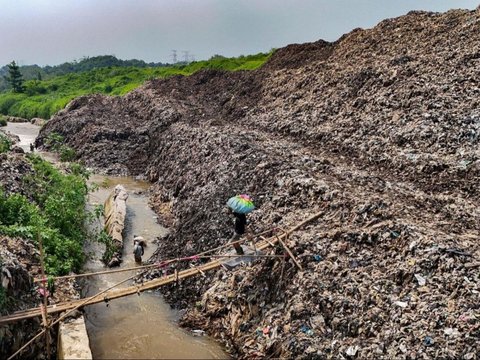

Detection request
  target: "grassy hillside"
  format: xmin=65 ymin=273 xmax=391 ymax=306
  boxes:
xmin=0 ymin=52 xmax=272 ymax=120
xmin=0 ymin=55 xmax=166 ymax=91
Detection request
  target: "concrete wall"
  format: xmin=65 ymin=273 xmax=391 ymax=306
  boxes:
xmin=57 ymin=316 xmax=92 ymax=360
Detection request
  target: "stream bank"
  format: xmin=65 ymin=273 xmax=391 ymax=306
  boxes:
xmin=2 ymin=122 xmax=227 ymax=359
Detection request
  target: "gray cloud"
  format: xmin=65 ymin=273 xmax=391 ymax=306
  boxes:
xmin=0 ymin=0 xmax=478 ymax=66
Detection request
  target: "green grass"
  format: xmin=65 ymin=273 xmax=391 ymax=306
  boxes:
xmin=0 ymin=51 xmax=273 ymax=120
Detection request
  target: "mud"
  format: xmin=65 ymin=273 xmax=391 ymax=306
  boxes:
xmin=37 ymin=8 xmax=480 ymax=359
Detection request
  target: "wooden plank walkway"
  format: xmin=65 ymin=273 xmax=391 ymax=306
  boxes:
xmin=0 ymin=211 xmax=322 ymax=326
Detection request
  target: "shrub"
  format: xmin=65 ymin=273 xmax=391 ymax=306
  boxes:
xmin=0 ymin=133 xmax=11 ymax=153
xmin=0 ymin=192 xmax=41 ymax=226
xmin=3 ymin=155 xmax=91 ymax=275
xmin=44 ymin=132 xmax=64 ymax=151
xmin=59 ymin=145 xmax=76 ymax=162
xmin=0 ymin=94 xmax=21 ymax=115
xmin=97 ymin=230 xmax=116 ymax=264
xmin=25 ymin=80 xmax=47 ymax=96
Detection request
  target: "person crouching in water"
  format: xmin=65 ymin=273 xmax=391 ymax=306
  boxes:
xmin=231 ymin=211 xmax=246 ymax=255
xmin=133 ymin=235 xmax=146 ymax=263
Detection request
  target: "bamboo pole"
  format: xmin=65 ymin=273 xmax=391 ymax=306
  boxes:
xmin=33 ymin=253 xmax=287 ymax=283
xmin=33 ymin=228 xmax=280 ymax=283
xmin=37 ymin=232 xmax=50 ymax=360
xmin=7 ymin=269 xmax=146 ymax=360
xmin=277 ymin=236 xmax=303 ymax=271
xmin=33 ymin=263 xmax=160 ymax=283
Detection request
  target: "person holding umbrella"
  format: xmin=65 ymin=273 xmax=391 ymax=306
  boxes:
xmin=227 ymin=194 xmax=255 ymax=255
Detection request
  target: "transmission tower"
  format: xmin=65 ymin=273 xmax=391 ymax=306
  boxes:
xmin=171 ymin=50 xmax=177 ymax=64
xmin=182 ymin=50 xmax=190 ymax=63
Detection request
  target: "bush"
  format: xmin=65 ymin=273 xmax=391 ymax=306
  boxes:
xmin=97 ymin=230 xmax=116 ymax=264
xmin=25 ymin=80 xmax=48 ymax=96
xmin=0 ymin=192 xmax=41 ymax=226
xmin=0 ymin=155 xmax=90 ymax=275
xmin=0 ymin=94 xmax=21 ymax=115
xmin=59 ymin=145 xmax=76 ymax=162
xmin=44 ymin=132 xmax=64 ymax=151
xmin=0 ymin=116 xmax=6 ymax=127
xmin=0 ymin=133 xmax=11 ymax=153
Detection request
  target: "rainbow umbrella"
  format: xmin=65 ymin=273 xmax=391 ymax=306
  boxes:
xmin=227 ymin=194 xmax=255 ymax=214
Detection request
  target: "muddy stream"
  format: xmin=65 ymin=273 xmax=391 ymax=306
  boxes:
xmin=4 ymin=122 xmax=227 ymax=359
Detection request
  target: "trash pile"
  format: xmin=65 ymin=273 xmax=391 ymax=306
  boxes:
xmin=0 ymin=152 xmax=33 ymax=196
xmin=0 ymin=130 xmax=34 ymax=196
xmin=38 ymin=8 xmax=480 ymax=358
xmin=0 ymin=234 xmax=79 ymax=359
xmin=0 ymin=234 xmax=80 ymax=360
xmin=180 ymin=202 xmax=479 ymax=358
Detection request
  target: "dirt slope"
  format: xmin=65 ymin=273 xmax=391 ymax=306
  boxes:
xmin=38 ymin=8 xmax=479 ymax=359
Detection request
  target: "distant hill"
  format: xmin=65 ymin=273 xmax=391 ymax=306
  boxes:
xmin=0 ymin=52 xmax=272 ymax=119
xmin=0 ymin=55 xmax=166 ymax=91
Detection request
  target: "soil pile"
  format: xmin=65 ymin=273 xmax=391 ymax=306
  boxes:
xmin=38 ymin=8 xmax=479 ymax=359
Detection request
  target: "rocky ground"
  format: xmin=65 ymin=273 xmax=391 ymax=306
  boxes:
xmin=38 ymin=8 xmax=480 ymax=359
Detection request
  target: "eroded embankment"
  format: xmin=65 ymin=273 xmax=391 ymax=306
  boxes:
xmin=0 ymin=126 xmax=85 ymax=360
xmin=37 ymin=8 xmax=480 ymax=359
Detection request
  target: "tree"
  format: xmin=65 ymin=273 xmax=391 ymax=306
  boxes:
xmin=6 ymin=61 xmax=24 ymax=93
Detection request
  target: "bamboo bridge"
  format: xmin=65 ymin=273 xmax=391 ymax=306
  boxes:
xmin=0 ymin=211 xmax=322 ymax=326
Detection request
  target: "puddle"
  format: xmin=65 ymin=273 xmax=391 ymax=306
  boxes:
xmin=3 ymin=121 xmax=38 ymax=152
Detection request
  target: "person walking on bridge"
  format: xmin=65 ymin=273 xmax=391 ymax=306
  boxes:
xmin=227 ymin=194 xmax=255 ymax=255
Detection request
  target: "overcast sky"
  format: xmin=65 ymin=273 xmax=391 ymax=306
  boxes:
xmin=0 ymin=0 xmax=478 ymax=66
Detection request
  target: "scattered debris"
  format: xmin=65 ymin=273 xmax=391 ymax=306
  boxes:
xmin=414 ymin=273 xmax=426 ymax=286
xmin=423 ymin=336 xmax=434 ymax=347
xmin=191 ymin=329 xmax=205 ymax=336
xmin=346 ymin=346 xmax=359 ymax=356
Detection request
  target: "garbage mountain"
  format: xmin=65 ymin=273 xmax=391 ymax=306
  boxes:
xmin=38 ymin=8 xmax=479 ymax=359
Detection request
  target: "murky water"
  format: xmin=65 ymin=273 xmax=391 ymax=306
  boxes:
xmin=4 ymin=122 xmax=227 ymax=359
xmin=84 ymin=175 xmax=226 ymax=359
xmin=3 ymin=121 xmax=38 ymax=152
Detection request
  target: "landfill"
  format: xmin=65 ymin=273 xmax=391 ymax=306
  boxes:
xmin=36 ymin=8 xmax=480 ymax=359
